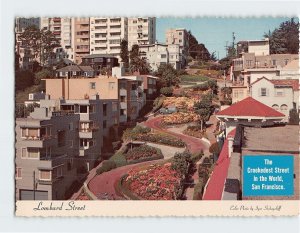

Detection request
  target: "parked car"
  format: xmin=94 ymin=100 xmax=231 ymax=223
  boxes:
xmin=159 ymin=106 xmax=178 ymax=115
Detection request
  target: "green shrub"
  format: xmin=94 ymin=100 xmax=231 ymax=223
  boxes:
xmin=171 ymin=151 xmax=192 ymax=177
xmin=191 ymin=150 xmax=204 ymax=163
xmin=122 ymin=125 xmax=151 ymax=141
xmin=160 ymin=87 xmax=174 ymax=97
xmin=139 ymin=133 xmax=185 ymax=147
xmin=109 ymin=151 xmax=127 ymax=167
xmin=153 ymin=95 xmax=166 ymax=112
xmin=180 ymin=75 xmax=209 ymax=82
xmin=193 ymin=179 xmax=205 ymax=200
xmin=125 ymin=145 xmax=163 ymax=161
xmin=96 ymin=160 xmax=117 ymax=175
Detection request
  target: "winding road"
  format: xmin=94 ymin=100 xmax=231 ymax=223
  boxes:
xmin=144 ymin=116 xmax=208 ymax=154
xmin=88 ymin=116 xmax=210 ymax=199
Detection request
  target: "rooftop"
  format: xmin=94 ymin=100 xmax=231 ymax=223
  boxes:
xmin=242 ymin=125 xmax=299 ymax=153
xmin=83 ymin=54 xmax=117 ymax=59
xmin=56 ymin=65 xmax=94 ymax=72
xmin=216 ymin=97 xmax=285 ymax=118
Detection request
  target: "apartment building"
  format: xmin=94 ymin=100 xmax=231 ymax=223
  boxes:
xmin=55 ymin=65 xmax=95 ymax=78
xmin=73 ymin=17 xmax=90 ymax=64
xmin=128 ymin=17 xmax=156 ymax=50
xmin=165 ymin=28 xmax=189 ymax=66
xmin=231 ymin=48 xmax=299 ymax=103
xmin=15 ymin=17 xmax=40 ymax=33
xmin=81 ymin=54 xmax=119 ymax=75
xmin=237 ymin=38 xmax=270 ymax=56
xmin=140 ymin=75 xmax=159 ymax=100
xmin=89 ymin=17 xmax=128 ymax=59
xmin=139 ymin=42 xmax=181 ymax=70
xmin=15 ymin=106 xmax=80 ymax=200
xmin=15 ymin=17 xmax=40 ymax=70
xmin=40 ymin=17 xmax=74 ymax=63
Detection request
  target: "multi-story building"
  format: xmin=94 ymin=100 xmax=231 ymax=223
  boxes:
xmin=81 ymin=54 xmax=119 ymax=75
xmin=237 ymin=38 xmax=270 ymax=56
xmin=40 ymin=17 xmax=74 ymax=63
xmin=15 ymin=17 xmax=40 ymax=33
xmin=231 ymin=43 xmax=299 ymax=104
xmin=89 ymin=17 xmax=128 ymax=59
xmin=128 ymin=17 xmax=156 ymax=50
xmin=55 ymin=65 xmax=95 ymax=78
xmin=139 ymin=42 xmax=181 ymax=70
xmin=15 ymin=17 xmax=40 ymax=70
xmin=15 ymin=105 xmax=80 ymax=200
xmin=250 ymin=77 xmax=299 ymax=121
xmin=72 ymin=17 xmax=90 ymax=64
xmin=165 ymin=28 xmax=189 ymax=66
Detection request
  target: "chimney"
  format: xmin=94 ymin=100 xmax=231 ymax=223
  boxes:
xmin=228 ymin=136 xmax=234 ymax=158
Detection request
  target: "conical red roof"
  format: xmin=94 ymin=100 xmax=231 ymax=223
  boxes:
xmin=216 ymin=97 xmax=285 ymax=117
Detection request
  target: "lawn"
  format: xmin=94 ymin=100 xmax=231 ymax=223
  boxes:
xmin=180 ymin=75 xmax=209 ymax=83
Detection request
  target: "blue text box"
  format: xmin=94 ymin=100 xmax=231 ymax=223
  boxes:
xmin=243 ymin=155 xmax=294 ymax=196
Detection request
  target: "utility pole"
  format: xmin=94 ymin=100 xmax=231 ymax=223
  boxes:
xmin=33 ymin=171 xmax=36 ymax=200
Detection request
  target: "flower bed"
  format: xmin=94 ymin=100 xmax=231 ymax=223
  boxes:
xmin=139 ymin=133 xmax=185 ymax=147
xmin=162 ymin=97 xmax=196 ymax=111
xmin=125 ymin=145 xmax=163 ymax=161
xmin=162 ymin=112 xmax=200 ymax=125
xmin=76 ymin=190 xmax=90 ymax=200
xmin=183 ymin=125 xmax=205 ymax=138
xmin=123 ymin=163 xmax=182 ymax=200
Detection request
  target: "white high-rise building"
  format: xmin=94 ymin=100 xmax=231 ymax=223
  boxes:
xmin=40 ymin=17 xmax=74 ymax=62
xmin=128 ymin=17 xmax=156 ymax=50
xmin=89 ymin=17 xmax=128 ymax=59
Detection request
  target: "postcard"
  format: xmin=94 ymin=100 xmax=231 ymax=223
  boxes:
xmin=14 ymin=16 xmax=299 ymax=217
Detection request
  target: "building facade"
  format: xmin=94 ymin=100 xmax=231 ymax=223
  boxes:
xmin=81 ymin=54 xmax=119 ymax=75
xmin=139 ymin=42 xmax=181 ymax=71
xmin=127 ymin=17 xmax=156 ymax=50
xmin=72 ymin=17 xmax=90 ymax=64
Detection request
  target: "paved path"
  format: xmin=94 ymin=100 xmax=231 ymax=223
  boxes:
xmin=88 ymin=160 xmax=162 ymax=200
xmin=146 ymin=142 xmax=185 ymax=159
xmin=144 ymin=116 xmax=208 ymax=154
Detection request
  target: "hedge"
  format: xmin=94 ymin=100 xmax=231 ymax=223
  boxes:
xmin=139 ymin=133 xmax=186 ymax=147
xmin=96 ymin=160 xmax=117 ymax=175
xmin=193 ymin=179 xmax=205 ymax=200
xmin=125 ymin=145 xmax=163 ymax=161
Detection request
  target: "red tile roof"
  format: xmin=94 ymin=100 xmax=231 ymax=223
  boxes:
xmin=270 ymin=79 xmax=299 ymax=91
xmin=202 ymin=129 xmax=236 ymax=200
xmin=216 ymin=97 xmax=285 ymax=118
xmin=251 ymin=77 xmax=299 ymax=91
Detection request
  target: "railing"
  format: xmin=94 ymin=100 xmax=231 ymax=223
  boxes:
xmin=22 ymin=134 xmax=54 ymax=141
xmin=52 ymin=110 xmax=74 ymax=117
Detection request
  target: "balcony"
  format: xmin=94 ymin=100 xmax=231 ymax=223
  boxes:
xmin=79 ymin=147 xmax=91 ymax=157
xmin=120 ymin=89 xmax=127 ymax=96
xmin=21 ymin=135 xmax=56 ymax=148
xmin=120 ymin=102 xmax=127 ymax=109
xmin=79 ymin=127 xmax=98 ymax=139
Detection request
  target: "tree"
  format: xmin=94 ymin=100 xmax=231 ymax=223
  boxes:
xmin=34 ymin=69 xmax=54 ymax=85
xmin=207 ymin=79 xmax=218 ymax=95
xmin=15 ymin=70 xmax=35 ymax=91
xmin=159 ymin=87 xmax=174 ymax=96
xmin=155 ymin=63 xmax=180 ymax=89
xmin=194 ymin=93 xmax=213 ymax=130
xmin=18 ymin=26 xmax=60 ymax=67
xmin=264 ymin=18 xmax=299 ymax=54
xmin=129 ymin=44 xmax=150 ymax=74
xmin=120 ymin=39 xmax=129 ymax=68
xmin=187 ymin=31 xmax=211 ymax=61
xmin=171 ymin=151 xmax=192 ymax=178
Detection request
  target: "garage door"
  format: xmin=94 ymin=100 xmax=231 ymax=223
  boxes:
xmin=20 ymin=190 xmax=48 ymax=200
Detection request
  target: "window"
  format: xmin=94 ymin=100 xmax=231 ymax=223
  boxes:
xmin=233 ymin=90 xmax=239 ymax=98
xmin=21 ymin=128 xmax=27 ymax=138
xmin=69 ymin=123 xmax=74 ymax=131
xmin=79 ymin=105 xmax=88 ymax=113
xmin=112 ymin=102 xmax=118 ymax=112
xmin=275 ymin=90 xmax=284 ymax=97
xmin=280 ymin=104 xmax=288 ymax=111
xmin=90 ymin=82 xmax=96 ymax=89
xmin=103 ymin=103 xmax=107 ymax=116
xmin=161 ymin=54 xmax=167 ymax=58
xmin=89 ymin=105 xmax=95 ymax=113
xmin=108 ymin=82 xmax=115 ymax=90
xmin=103 ymin=120 xmax=107 ymax=129
xmin=39 ymin=170 xmax=51 ymax=181
xmin=272 ymin=60 xmax=277 ymax=66
xmin=284 ymin=59 xmax=289 ymax=65
xmin=120 ymin=96 xmax=126 ymax=102
xmin=16 ymin=167 xmax=22 ymax=179
xmin=272 ymin=104 xmax=279 ymax=110
xmin=52 ymin=166 xmax=63 ymax=179
xmin=260 ymin=88 xmax=267 ymax=96
xmin=27 ymin=148 xmax=39 ymax=159
xmin=131 ymin=84 xmax=137 ymax=90
xmin=21 ymin=148 xmax=27 ymax=158
xmin=57 ymin=130 xmax=66 ymax=147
